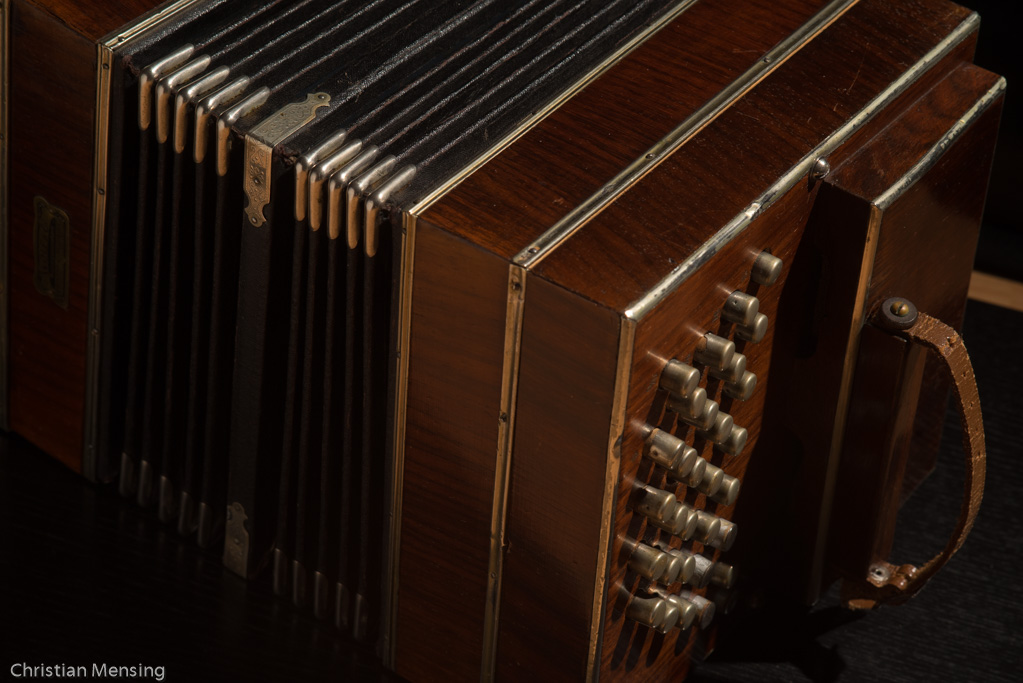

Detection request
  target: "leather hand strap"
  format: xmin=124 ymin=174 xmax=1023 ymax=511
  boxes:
xmin=842 ymin=311 xmax=986 ymax=609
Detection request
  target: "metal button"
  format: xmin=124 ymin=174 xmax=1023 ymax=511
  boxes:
xmin=723 ymin=371 xmax=757 ymax=401
xmin=667 ymin=386 xmax=707 ymax=421
xmin=693 ymin=510 xmax=721 ymax=545
xmin=669 ymin=455 xmax=707 ymax=489
xmin=634 ymin=485 xmax=676 ymax=522
xmin=648 ymin=502 xmax=694 ymax=537
xmin=722 ymin=291 xmax=760 ymax=327
xmin=752 ymin=251 xmax=783 ymax=286
xmin=697 ymin=411 xmax=734 ymax=444
xmin=694 ymin=333 xmax=735 ymax=370
xmin=736 ymin=312 xmax=768 ymax=343
xmin=657 ymin=601 xmax=681 ymax=634
xmin=709 ymin=352 xmax=746 ymax=384
xmin=707 ymin=518 xmax=737 ymax=551
xmin=690 ymin=554 xmax=713 ymax=588
xmin=657 ymin=545 xmax=697 ymax=585
xmin=710 ymin=474 xmax=740 ymax=506
xmin=695 ymin=462 xmax=724 ymax=498
xmin=624 ymin=594 xmax=667 ymax=630
xmin=709 ymin=562 xmax=737 ymax=589
xmin=677 ymin=591 xmax=716 ymax=629
xmin=645 ymin=428 xmax=685 ymax=471
xmin=662 ymin=593 xmax=699 ymax=630
xmin=660 ymin=360 xmax=701 ymax=398
xmin=681 ymin=398 xmax=719 ymax=431
xmin=628 ymin=542 xmax=669 ymax=580
xmin=715 ymin=425 xmax=748 ymax=457
xmin=662 ymin=552 xmax=686 ymax=585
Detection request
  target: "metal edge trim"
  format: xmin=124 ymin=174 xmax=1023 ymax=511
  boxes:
xmin=807 ymin=203 xmax=882 ymax=601
xmin=516 ymin=0 xmax=861 ymax=268
xmin=585 ymin=317 xmax=635 ymax=682
xmin=100 ymin=0 xmax=209 ymax=50
xmin=0 ymin=0 xmax=9 ymax=430
xmin=406 ymin=0 xmax=701 ymax=216
xmin=480 ymin=264 xmax=527 ymax=683
xmin=625 ymin=12 xmax=981 ymax=321
xmin=383 ymin=210 xmax=418 ymax=668
xmin=83 ymin=44 xmax=114 ymax=480
xmin=874 ymin=77 xmax=1006 ymax=210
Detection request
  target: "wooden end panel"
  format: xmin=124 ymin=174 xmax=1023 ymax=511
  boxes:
xmin=8 ymin=1 xmax=97 ymax=470
xmin=396 ymin=221 xmax=508 ymax=682
xmin=22 ymin=0 xmax=166 ymax=42
xmin=496 ymin=275 xmax=620 ymax=682
xmin=601 ymin=181 xmax=819 ymax=680
xmin=421 ymin=0 xmax=832 ymax=261
xmin=865 ymin=72 xmax=1002 ymax=501
xmin=533 ymin=0 xmax=975 ymax=312
xmin=826 ymin=62 xmax=1002 ymax=514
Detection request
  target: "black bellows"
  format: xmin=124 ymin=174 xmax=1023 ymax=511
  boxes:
xmin=93 ymin=0 xmax=678 ymax=648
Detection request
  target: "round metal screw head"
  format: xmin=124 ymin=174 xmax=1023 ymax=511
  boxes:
xmin=890 ymin=300 xmax=910 ymax=316
xmin=878 ymin=296 xmax=918 ymax=330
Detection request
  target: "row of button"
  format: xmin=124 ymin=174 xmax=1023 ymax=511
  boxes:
xmin=619 ymin=250 xmax=783 ymax=636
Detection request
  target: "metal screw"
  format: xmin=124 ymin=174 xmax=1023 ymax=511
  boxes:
xmin=811 ymin=157 xmax=831 ymax=180
xmin=890 ymin=300 xmax=910 ymax=316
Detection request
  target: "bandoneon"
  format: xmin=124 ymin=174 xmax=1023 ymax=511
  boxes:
xmin=0 ymin=0 xmax=1002 ymax=680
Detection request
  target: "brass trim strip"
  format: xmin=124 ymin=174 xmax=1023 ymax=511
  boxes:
xmin=83 ymin=44 xmax=115 ymax=480
xmin=875 ymin=78 xmax=1006 ymax=210
xmin=585 ymin=317 xmax=635 ymax=682
xmin=480 ymin=264 xmax=527 ymax=683
xmin=383 ymin=210 xmax=419 ymax=667
xmin=99 ymin=0 xmax=209 ymax=50
xmin=407 ymin=0 xmax=701 ymax=216
xmin=969 ymin=271 xmax=1023 ymax=313
xmin=515 ymin=0 xmax=861 ymax=268
xmin=0 ymin=0 xmax=10 ymax=429
xmin=625 ymin=12 xmax=981 ymax=321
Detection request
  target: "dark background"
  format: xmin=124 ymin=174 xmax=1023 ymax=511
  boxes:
xmin=966 ymin=0 xmax=1022 ymax=281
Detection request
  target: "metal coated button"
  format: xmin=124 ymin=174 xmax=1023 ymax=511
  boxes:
xmin=722 ymin=291 xmax=760 ymax=327
xmin=752 ymin=251 xmax=783 ymax=286
xmin=694 ymin=333 xmax=735 ymax=370
xmin=736 ymin=312 xmax=768 ymax=343
xmin=716 ymin=426 xmax=748 ymax=457
xmin=723 ymin=370 xmax=757 ymax=401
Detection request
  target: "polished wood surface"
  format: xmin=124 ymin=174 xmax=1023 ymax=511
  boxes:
xmin=6 ymin=0 xmax=167 ymax=470
xmin=532 ymin=0 xmax=973 ymax=310
xmin=396 ymin=223 xmax=508 ymax=682
xmin=8 ymin=0 xmax=97 ymax=470
xmin=824 ymin=60 xmax=1001 ymax=532
xmin=21 ymin=0 xmax=166 ymax=41
xmin=497 ymin=274 xmax=620 ymax=681
xmin=421 ymin=0 xmax=831 ymax=260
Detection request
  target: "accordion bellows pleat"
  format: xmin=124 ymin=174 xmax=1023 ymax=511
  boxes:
xmin=95 ymin=0 xmax=678 ymax=647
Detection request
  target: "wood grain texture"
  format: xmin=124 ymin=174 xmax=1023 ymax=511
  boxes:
xmin=532 ymin=0 xmax=974 ymax=311
xmin=396 ymin=222 xmax=508 ymax=682
xmin=496 ymin=274 xmax=620 ymax=682
xmin=8 ymin=0 xmax=98 ymax=471
xmin=21 ymin=0 xmax=166 ymax=42
xmin=827 ymin=63 xmax=1003 ymax=510
xmin=420 ymin=0 xmax=831 ymax=260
